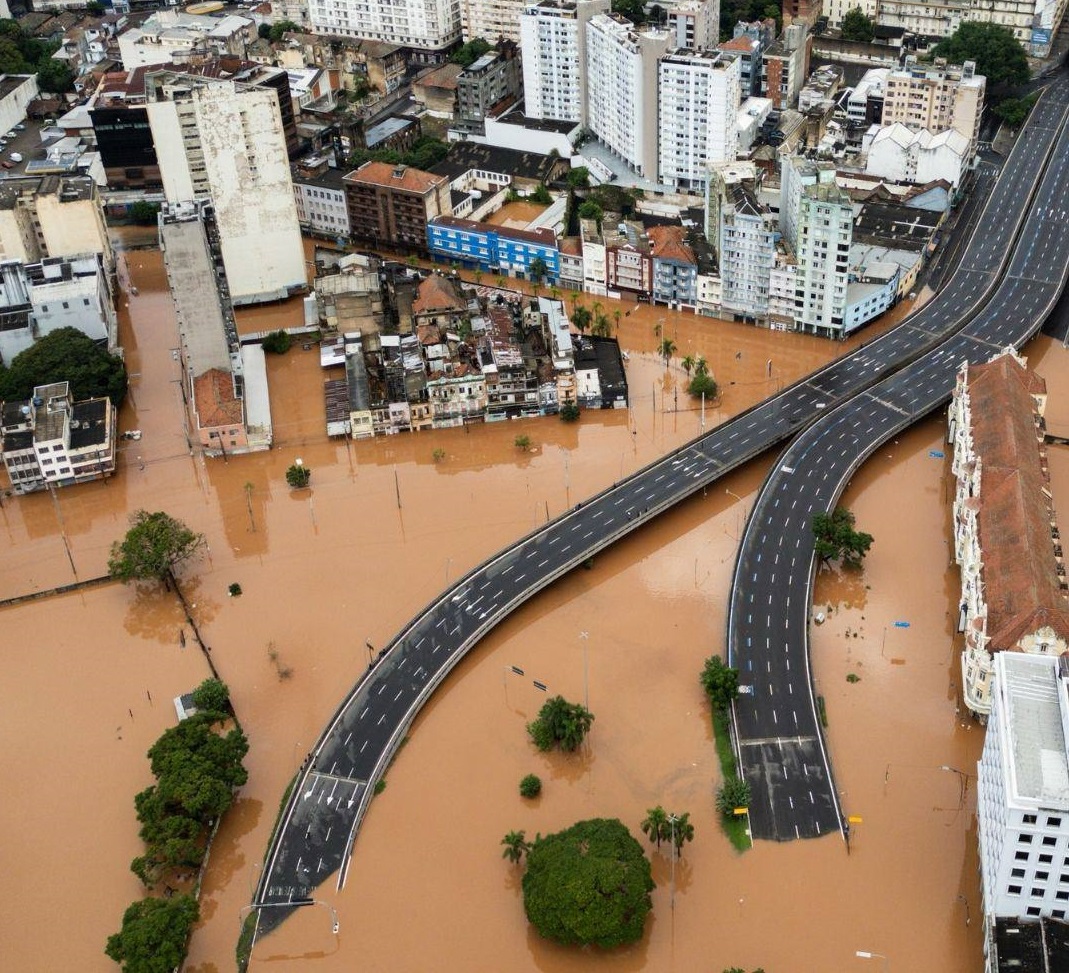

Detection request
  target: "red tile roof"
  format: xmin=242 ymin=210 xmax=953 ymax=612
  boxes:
xmin=648 ymin=224 xmax=696 ymax=265
xmin=344 ymin=161 xmax=446 ymax=195
xmin=966 ymin=354 xmax=1069 ymax=650
xmin=193 ymin=368 xmax=243 ymax=430
xmin=413 ymin=274 xmax=463 ymax=316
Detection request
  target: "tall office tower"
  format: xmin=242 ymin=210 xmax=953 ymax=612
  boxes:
xmin=146 ymin=69 xmax=305 ymax=306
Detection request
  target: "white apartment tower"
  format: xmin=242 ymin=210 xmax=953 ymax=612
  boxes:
xmin=462 ymin=0 xmax=524 ymax=42
xmin=664 ymin=0 xmax=720 ymax=50
xmin=146 ymin=70 xmax=306 ymax=306
xmin=708 ymin=161 xmax=775 ymax=320
xmin=658 ymin=49 xmax=740 ymax=192
xmin=978 ymin=652 xmax=1069 ymax=957
xmin=308 ymin=0 xmax=462 ymax=53
xmin=781 ymin=156 xmax=852 ymax=337
xmin=520 ymin=0 xmax=609 ymax=123
xmin=585 ymin=13 xmax=669 ymax=177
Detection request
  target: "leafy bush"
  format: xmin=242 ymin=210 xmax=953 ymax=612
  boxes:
xmin=559 ymin=401 xmax=580 ymax=422
xmin=261 ymin=330 xmax=292 ymax=355
xmin=519 ymin=774 xmax=543 ymax=798
xmin=527 ymin=695 xmax=594 ymax=752
xmin=522 ymin=818 xmax=654 ymax=947
xmin=716 ymin=776 xmax=752 ymax=817
xmin=286 ymin=463 xmax=311 ymax=488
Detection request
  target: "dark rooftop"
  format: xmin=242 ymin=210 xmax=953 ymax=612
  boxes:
xmin=292 ymin=164 xmax=347 ymax=192
xmin=494 ymin=106 xmax=578 ymax=135
xmin=3 ymin=428 xmax=32 ymax=451
xmin=991 ymin=916 xmax=1069 ymax=972
xmin=852 ymin=201 xmax=941 ymax=251
xmin=70 ymin=397 xmax=109 ymax=450
xmin=431 ymin=141 xmax=559 ymax=184
xmin=0 ymin=75 xmax=36 ymax=102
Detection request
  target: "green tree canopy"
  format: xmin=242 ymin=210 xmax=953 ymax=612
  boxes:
xmin=933 ymin=22 xmax=1029 ymax=88
xmin=578 ymin=200 xmax=603 ymax=225
xmin=451 ymin=37 xmax=493 ymax=66
xmin=0 ymin=327 xmax=127 ymax=405
xmin=716 ymin=776 xmax=752 ymax=816
xmin=811 ymin=506 xmax=874 ymax=568
xmin=108 ymin=510 xmax=206 ymax=585
xmin=105 ymin=895 xmax=200 ymax=973
xmin=840 ymin=7 xmax=874 ymax=42
xmin=566 ymin=167 xmax=590 ymax=188
xmin=611 ymin=0 xmax=647 ymax=23
xmin=268 ymin=20 xmax=302 ymax=42
xmin=522 ymin=818 xmax=654 ymax=947
xmin=129 ymin=201 xmax=160 ymax=225
xmin=688 ymin=373 xmax=718 ymax=399
xmin=37 ymin=57 xmax=73 ymax=93
xmin=700 ymin=656 xmax=740 ymax=710
xmin=191 ymin=677 xmax=230 ymax=716
xmin=527 ymin=695 xmax=595 ymax=752
xmin=261 ymin=329 xmax=292 ymax=354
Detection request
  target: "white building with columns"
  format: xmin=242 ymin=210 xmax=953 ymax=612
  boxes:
xmin=950 ymin=350 xmax=1069 ymax=721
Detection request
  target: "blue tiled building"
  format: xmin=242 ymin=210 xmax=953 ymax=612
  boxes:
xmin=427 ymin=216 xmax=560 ymax=281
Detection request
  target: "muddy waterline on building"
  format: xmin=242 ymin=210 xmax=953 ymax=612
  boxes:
xmin=8 ymin=241 xmax=1061 ymax=970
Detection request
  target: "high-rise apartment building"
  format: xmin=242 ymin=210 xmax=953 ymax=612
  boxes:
xmin=455 ymin=43 xmax=524 ymax=134
xmin=146 ymin=69 xmax=306 ymax=306
xmin=780 ymin=157 xmax=851 ymax=337
xmin=308 ymin=0 xmax=462 ymax=54
xmin=978 ymin=652 xmax=1069 ymax=951
xmin=519 ymin=0 xmax=609 ymax=123
xmin=585 ymin=13 xmax=669 ymax=176
xmin=882 ymin=57 xmax=986 ymax=152
xmin=658 ymin=49 xmax=741 ymax=192
xmin=462 ymin=0 xmax=525 ymax=42
xmin=708 ymin=161 xmax=775 ymax=320
xmin=664 ymin=0 xmax=719 ymax=50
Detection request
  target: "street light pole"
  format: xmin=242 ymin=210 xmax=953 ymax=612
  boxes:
xmin=579 ymin=631 xmax=589 ymax=709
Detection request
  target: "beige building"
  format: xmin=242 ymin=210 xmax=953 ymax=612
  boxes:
xmin=146 ymin=69 xmax=306 ymax=306
xmin=0 ymin=175 xmax=113 ymax=274
xmin=462 ymin=0 xmax=526 ymax=42
xmin=950 ymin=350 xmax=1069 ymax=721
xmin=881 ymin=57 xmax=986 ymax=153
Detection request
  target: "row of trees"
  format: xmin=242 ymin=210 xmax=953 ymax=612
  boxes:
xmin=347 ymin=135 xmax=450 ymax=173
xmin=0 ymin=327 xmax=127 ymax=407
xmin=107 ymin=679 xmax=248 ymax=973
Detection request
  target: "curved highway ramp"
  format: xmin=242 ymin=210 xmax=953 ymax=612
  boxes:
xmin=252 ymin=74 xmax=1069 ymax=938
xmin=728 ymin=71 xmax=1069 ymax=843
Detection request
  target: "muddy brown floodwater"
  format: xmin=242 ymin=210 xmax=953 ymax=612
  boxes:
xmin=4 ymin=235 xmax=1041 ymax=972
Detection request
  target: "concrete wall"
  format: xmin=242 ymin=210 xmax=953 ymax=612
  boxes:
xmin=0 ymin=76 xmax=38 ymax=136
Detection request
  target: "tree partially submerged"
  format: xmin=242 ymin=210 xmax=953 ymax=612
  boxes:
xmin=0 ymin=326 xmax=127 ymax=405
xmin=700 ymin=656 xmax=740 ymax=711
xmin=527 ymin=695 xmax=594 ymax=752
xmin=811 ymin=506 xmax=873 ymax=568
xmin=108 ymin=511 xmax=206 ymax=587
xmin=522 ymin=818 xmax=654 ymax=947
xmin=105 ymin=895 xmax=199 ymax=973
xmin=716 ymin=776 xmax=752 ymax=817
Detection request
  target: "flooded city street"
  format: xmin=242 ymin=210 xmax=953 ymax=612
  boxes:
xmin=3 ymin=237 xmax=1058 ymax=971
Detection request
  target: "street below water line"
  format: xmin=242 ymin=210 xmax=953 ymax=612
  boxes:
xmin=0 ymin=237 xmax=1008 ymax=972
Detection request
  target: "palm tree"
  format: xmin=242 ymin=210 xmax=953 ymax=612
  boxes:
xmin=667 ymin=812 xmax=695 ymax=856
xmin=653 ymin=322 xmax=662 ymax=338
xmin=573 ymin=305 xmax=592 ymax=334
xmin=659 ymin=338 xmax=676 ymax=368
xmin=612 ymin=308 xmax=621 ymax=333
xmin=641 ymin=806 xmax=669 ymax=848
xmin=473 ymin=268 xmax=483 ymax=287
xmin=592 ymin=314 xmax=611 ymax=338
xmin=501 ymin=830 xmax=529 ymax=863
xmin=550 ymin=286 xmax=561 ymax=303
xmin=592 ymin=300 xmax=603 ymax=322
xmin=681 ymin=355 xmax=695 ymax=377
xmin=496 ymin=274 xmax=507 ymax=290
xmin=694 ymin=356 xmax=709 ymax=378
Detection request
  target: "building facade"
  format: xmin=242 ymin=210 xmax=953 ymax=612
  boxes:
xmin=0 ymin=381 xmax=116 ymax=494
xmin=709 ymin=161 xmax=775 ymax=320
xmin=658 ymin=49 xmax=741 ymax=192
xmin=345 ymin=161 xmax=452 ymax=250
xmin=794 ymin=177 xmax=851 ymax=337
xmin=117 ymin=11 xmax=256 ymax=70
xmin=978 ymin=651 xmax=1069 ymax=966
xmin=761 ymin=23 xmax=810 ymax=112
xmin=292 ymin=160 xmax=352 ymax=239
xmin=882 ymin=58 xmax=986 ymax=153
xmin=950 ymin=351 xmax=1069 ymax=719
xmin=649 ymin=224 xmax=698 ymax=308
xmin=427 ymin=215 xmax=560 ymax=279
xmin=462 ymin=0 xmax=526 ymax=42
xmin=665 ymin=0 xmax=719 ymax=50
xmin=520 ymin=0 xmax=610 ymax=124
xmin=455 ymin=45 xmax=524 ymax=135
xmin=146 ymin=69 xmax=305 ymax=306
xmin=307 ymin=0 xmax=462 ymax=54
xmin=585 ymin=13 xmax=668 ymax=177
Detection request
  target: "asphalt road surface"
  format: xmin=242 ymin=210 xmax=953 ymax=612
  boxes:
xmin=252 ymin=73 xmax=1069 ymax=937
xmin=728 ymin=72 xmax=1069 ymax=843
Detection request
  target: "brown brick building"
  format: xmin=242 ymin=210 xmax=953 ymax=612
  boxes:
xmin=343 ymin=161 xmax=451 ymax=251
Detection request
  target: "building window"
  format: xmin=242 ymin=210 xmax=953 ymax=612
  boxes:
xmin=1041 ymin=855 xmax=1053 ymax=864
xmin=1037 ymin=872 xmax=1050 ymax=881
xmin=1032 ymin=888 xmax=1044 ymax=898
xmin=1008 ymin=885 xmax=1022 ymax=895
xmin=1057 ymin=891 xmax=1069 ymax=901
xmin=1020 ymin=834 xmax=1034 ymax=844
xmin=1012 ymin=868 xmax=1026 ymax=878
xmin=1045 ymin=837 xmax=1058 ymax=847
xmin=1050 ymin=817 xmax=1063 ymax=828
xmin=1027 ymin=907 xmax=1042 ymax=917
xmin=1024 ymin=814 xmax=1038 ymax=825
